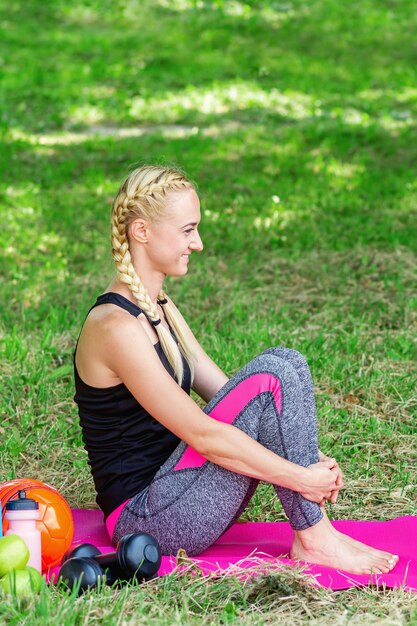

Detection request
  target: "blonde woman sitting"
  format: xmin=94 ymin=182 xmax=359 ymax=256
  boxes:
xmin=74 ymin=165 xmax=398 ymax=575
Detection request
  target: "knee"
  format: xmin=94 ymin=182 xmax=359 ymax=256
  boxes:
xmin=248 ymin=353 xmax=301 ymax=389
xmin=249 ymin=352 xmax=287 ymax=374
xmin=262 ymin=347 xmax=309 ymax=370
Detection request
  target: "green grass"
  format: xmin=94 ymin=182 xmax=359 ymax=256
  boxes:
xmin=1 ymin=0 xmax=416 ymax=623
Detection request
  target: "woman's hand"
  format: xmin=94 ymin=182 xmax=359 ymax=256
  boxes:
xmin=298 ymin=460 xmax=342 ymax=504
xmin=318 ymin=450 xmax=345 ymax=504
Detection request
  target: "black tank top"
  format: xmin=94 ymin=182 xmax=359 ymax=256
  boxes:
xmin=74 ymin=293 xmax=191 ymax=519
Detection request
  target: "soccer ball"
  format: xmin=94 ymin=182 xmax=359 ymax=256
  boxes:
xmin=0 ymin=478 xmax=74 ymax=571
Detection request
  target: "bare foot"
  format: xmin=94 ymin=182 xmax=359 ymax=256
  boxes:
xmin=290 ymin=518 xmax=399 ymax=574
xmin=320 ymin=508 xmax=399 ymax=563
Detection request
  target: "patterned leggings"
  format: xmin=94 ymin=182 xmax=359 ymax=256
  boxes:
xmin=112 ymin=347 xmax=323 ymax=555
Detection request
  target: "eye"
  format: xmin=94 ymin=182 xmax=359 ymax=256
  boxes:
xmin=184 ymin=228 xmax=195 ymax=235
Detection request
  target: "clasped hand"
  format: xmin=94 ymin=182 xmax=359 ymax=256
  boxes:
xmin=300 ymin=451 xmax=345 ymax=505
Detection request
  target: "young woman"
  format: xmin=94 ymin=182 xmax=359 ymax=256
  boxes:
xmin=74 ymin=165 xmax=398 ymax=575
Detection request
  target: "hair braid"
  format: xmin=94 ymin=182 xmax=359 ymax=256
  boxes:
xmin=111 ymin=165 xmax=197 ymax=384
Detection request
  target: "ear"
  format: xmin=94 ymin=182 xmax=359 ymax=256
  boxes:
xmin=130 ymin=218 xmax=150 ymax=244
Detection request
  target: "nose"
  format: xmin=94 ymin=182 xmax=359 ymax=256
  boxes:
xmin=191 ymin=229 xmax=203 ymax=251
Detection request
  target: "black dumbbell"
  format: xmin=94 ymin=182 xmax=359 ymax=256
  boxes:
xmin=62 ymin=542 xmax=102 ymax=563
xmin=58 ymin=533 xmax=161 ymax=593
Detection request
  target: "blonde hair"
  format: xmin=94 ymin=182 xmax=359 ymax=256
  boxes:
xmin=111 ymin=165 xmax=196 ymax=384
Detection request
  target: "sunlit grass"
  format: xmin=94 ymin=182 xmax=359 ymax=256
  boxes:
xmin=128 ymin=82 xmax=316 ymax=123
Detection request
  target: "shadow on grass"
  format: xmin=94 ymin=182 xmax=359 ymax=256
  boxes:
xmin=1 ymin=0 xmax=416 ymax=132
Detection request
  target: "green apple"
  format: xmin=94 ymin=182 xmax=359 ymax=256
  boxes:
xmin=0 ymin=535 xmax=30 ymax=577
xmin=0 ymin=566 xmax=43 ymax=596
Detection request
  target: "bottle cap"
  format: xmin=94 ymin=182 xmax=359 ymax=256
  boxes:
xmin=6 ymin=490 xmax=39 ymax=510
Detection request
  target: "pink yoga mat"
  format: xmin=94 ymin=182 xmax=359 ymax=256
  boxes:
xmin=47 ymin=510 xmax=417 ymax=591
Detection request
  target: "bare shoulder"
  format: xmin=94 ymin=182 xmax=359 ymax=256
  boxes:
xmin=79 ymin=304 xmax=142 ymax=346
xmin=76 ymin=303 xmax=158 ymax=387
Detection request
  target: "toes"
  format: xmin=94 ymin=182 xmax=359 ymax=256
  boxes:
xmin=387 ymin=556 xmax=399 ymax=570
xmin=370 ymin=558 xmax=396 ymax=575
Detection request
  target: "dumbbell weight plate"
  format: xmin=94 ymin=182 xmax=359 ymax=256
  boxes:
xmin=61 ymin=543 xmax=102 ymax=564
xmin=58 ymin=557 xmax=105 ymax=593
xmin=118 ymin=533 xmax=162 ymax=581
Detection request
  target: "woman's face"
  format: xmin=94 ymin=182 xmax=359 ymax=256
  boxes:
xmin=144 ymin=188 xmax=203 ymax=277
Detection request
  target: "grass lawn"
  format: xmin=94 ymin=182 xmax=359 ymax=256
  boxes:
xmin=0 ymin=0 xmax=416 ymax=623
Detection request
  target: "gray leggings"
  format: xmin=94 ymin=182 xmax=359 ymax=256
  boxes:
xmin=113 ymin=347 xmax=323 ymax=555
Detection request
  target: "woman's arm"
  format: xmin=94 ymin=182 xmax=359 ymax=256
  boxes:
xmin=101 ymin=314 xmax=340 ymax=504
xmin=192 ymin=351 xmax=229 ymax=404
xmin=164 ymin=297 xmax=229 ymax=402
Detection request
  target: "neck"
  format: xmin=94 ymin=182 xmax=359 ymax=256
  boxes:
xmin=142 ymin=274 xmax=165 ymax=306
xmin=130 ymin=247 xmax=166 ymax=305
xmin=108 ymin=266 xmax=165 ymax=308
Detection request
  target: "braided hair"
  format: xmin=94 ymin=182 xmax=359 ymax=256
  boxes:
xmin=111 ymin=165 xmax=196 ymax=384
